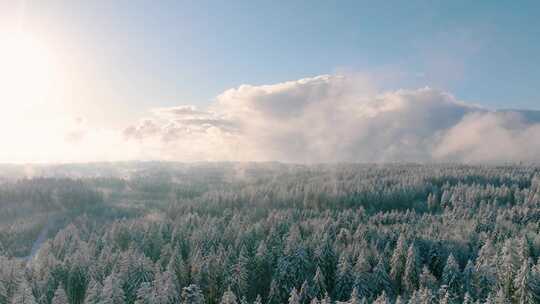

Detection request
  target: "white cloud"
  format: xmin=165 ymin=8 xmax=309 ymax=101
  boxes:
xmin=433 ymin=112 xmax=540 ymax=163
xmin=123 ymin=74 xmax=540 ymax=163
xmin=3 ymin=74 xmax=539 ymax=163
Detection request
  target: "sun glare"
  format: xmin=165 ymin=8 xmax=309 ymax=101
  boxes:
xmin=0 ymin=31 xmax=56 ymax=113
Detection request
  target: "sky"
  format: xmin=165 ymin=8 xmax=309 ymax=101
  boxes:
xmin=0 ymin=1 xmax=540 ymax=163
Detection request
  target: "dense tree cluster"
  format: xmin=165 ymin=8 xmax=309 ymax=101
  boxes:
xmin=1 ymin=163 xmax=540 ymax=304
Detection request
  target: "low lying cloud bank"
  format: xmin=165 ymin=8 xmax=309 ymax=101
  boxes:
xmin=119 ymin=75 xmax=540 ymax=163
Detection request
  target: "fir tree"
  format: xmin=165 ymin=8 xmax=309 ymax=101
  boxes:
xmin=390 ymin=234 xmax=408 ymax=291
xmin=181 ymin=285 xmax=205 ymax=304
xmin=403 ymin=244 xmax=420 ymax=294
xmin=101 ymin=274 xmax=125 ymax=304
xmin=419 ymin=266 xmax=437 ymax=291
xmin=221 ymin=288 xmax=238 ymax=304
xmin=441 ymin=254 xmax=461 ymax=300
xmin=334 ymin=253 xmax=354 ymax=301
xmin=372 ymin=291 xmax=390 ymax=304
xmin=0 ymin=281 xmax=8 ymax=304
xmin=134 ymin=282 xmax=154 ymax=304
xmin=288 ymin=288 xmax=300 ymax=304
xmin=51 ymin=287 xmax=68 ymax=304
xmin=513 ymin=259 xmax=534 ymax=304
xmin=10 ymin=280 xmax=36 ymax=304
xmin=311 ymin=267 xmax=326 ymax=300
xmin=83 ymin=280 xmax=102 ymax=304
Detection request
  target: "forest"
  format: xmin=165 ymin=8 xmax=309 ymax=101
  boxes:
xmin=1 ymin=162 xmax=540 ymax=304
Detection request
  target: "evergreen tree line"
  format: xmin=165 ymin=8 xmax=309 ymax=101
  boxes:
xmin=0 ymin=164 xmax=540 ymax=304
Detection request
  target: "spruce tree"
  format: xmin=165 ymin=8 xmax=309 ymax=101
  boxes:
xmin=513 ymin=259 xmax=534 ymax=304
xmin=10 ymin=280 xmax=36 ymax=304
xmin=403 ymin=244 xmax=420 ymax=294
xmin=181 ymin=284 xmax=205 ymax=304
xmin=51 ymin=287 xmax=68 ymax=304
xmin=288 ymin=288 xmax=300 ymax=304
xmin=83 ymin=280 xmax=102 ymax=304
xmin=101 ymin=274 xmax=125 ymax=304
xmin=221 ymin=288 xmax=238 ymax=304
xmin=390 ymin=234 xmax=408 ymax=291
xmin=372 ymin=291 xmax=390 ymax=304
xmin=312 ymin=267 xmax=326 ymax=300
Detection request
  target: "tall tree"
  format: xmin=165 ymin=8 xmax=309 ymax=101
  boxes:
xmin=390 ymin=234 xmax=408 ymax=292
xmin=101 ymin=274 xmax=125 ymax=304
xmin=311 ymin=267 xmax=326 ymax=300
xmin=441 ymin=254 xmax=461 ymax=300
xmin=221 ymin=288 xmax=238 ymax=304
xmin=288 ymin=288 xmax=300 ymax=304
xmin=83 ymin=280 xmax=102 ymax=304
xmin=10 ymin=280 xmax=36 ymax=304
xmin=181 ymin=285 xmax=205 ymax=304
xmin=51 ymin=287 xmax=68 ymax=304
xmin=403 ymin=244 xmax=420 ymax=294
xmin=513 ymin=259 xmax=535 ymax=304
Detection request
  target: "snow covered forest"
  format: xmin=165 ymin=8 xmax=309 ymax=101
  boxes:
xmin=1 ymin=163 xmax=540 ymax=304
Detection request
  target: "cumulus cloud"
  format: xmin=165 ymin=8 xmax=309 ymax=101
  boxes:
xmin=122 ymin=74 xmax=540 ymax=163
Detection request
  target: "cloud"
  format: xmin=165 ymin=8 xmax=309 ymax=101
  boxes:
xmin=123 ymin=74 xmax=540 ymax=163
xmin=433 ymin=112 xmax=540 ymax=163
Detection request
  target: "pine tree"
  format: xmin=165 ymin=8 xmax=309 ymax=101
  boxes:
xmin=10 ymin=280 xmax=36 ymax=304
xmin=498 ymin=239 xmax=519 ymax=299
xmin=83 ymin=280 xmax=102 ymax=304
xmin=403 ymin=244 xmax=420 ymax=294
xmin=417 ymin=287 xmax=435 ymax=304
xmin=373 ymin=259 xmax=392 ymax=297
xmin=390 ymin=234 xmax=408 ymax=291
xmin=347 ymin=288 xmax=361 ymax=304
xmin=334 ymin=253 xmax=354 ymax=301
xmin=253 ymin=295 xmax=262 ymax=304
xmin=315 ymin=239 xmax=337 ymax=294
xmin=299 ymin=280 xmax=310 ymax=304
xmin=101 ymin=274 xmax=125 ymax=304
xmin=221 ymin=288 xmax=238 ymax=304
xmin=134 ymin=282 xmax=155 ymax=304
xmin=484 ymin=292 xmax=495 ymax=304
xmin=320 ymin=293 xmax=331 ymax=304
xmin=155 ymin=268 xmax=178 ymax=304
xmin=441 ymin=254 xmax=461 ymax=300
xmin=0 ymin=281 xmax=8 ymax=304
xmin=516 ymin=236 xmax=531 ymax=266
xmin=288 ymin=288 xmax=300 ymax=304
xmin=462 ymin=292 xmax=473 ymax=304
xmin=438 ymin=290 xmax=450 ymax=304
xmin=352 ymin=253 xmax=371 ymax=299
xmin=266 ymin=279 xmax=280 ymax=304
xmin=181 ymin=284 xmax=204 ymax=304
xmin=493 ymin=288 xmax=510 ymax=304
xmin=51 ymin=287 xmax=68 ymax=304
xmin=513 ymin=259 xmax=534 ymax=304
xmin=229 ymin=247 xmax=249 ymax=298
xmin=372 ymin=291 xmax=390 ymax=304
xmin=419 ymin=266 xmax=437 ymax=291
xmin=311 ymin=267 xmax=326 ymax=300
xmin=462 ymin=260 xmax=475 ymax=298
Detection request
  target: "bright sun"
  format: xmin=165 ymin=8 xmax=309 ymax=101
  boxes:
xmin=0 ymin=31 xmax=56 ymax=113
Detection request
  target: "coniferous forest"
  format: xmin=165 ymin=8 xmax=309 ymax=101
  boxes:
xmin=1 ymin=163 xmax=540 ymax=304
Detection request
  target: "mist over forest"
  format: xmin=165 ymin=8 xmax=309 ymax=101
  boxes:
xmin=1 ymin=162 xmax=540 ymax=304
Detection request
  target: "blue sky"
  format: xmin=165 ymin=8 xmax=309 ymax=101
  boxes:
xmin=17 ymin=0 xmax=539 ymax=115
xmin=1 ymin=0 xmax=540 ymax=162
